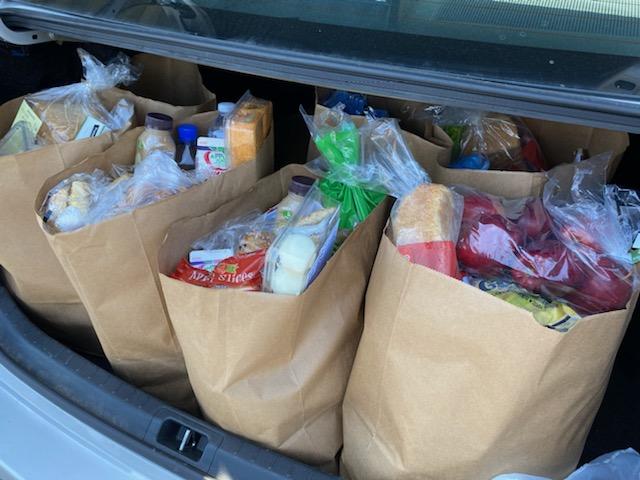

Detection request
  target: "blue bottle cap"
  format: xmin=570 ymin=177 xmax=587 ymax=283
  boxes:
xmin=177 ymin=123 xmax=198 ymax=143
xmin=449 ymin=153 xmax=490 ymax=170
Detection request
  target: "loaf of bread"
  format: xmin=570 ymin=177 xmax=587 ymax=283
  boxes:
xmin=391 ymin=183 xmax=459 ymax=246
xmin=462 ymin=114 xmax=522 ymax=170
xmin=28 ymin=98 xmax=87 ymax=144
xmin=227 ymin=97 xmax=272 ymax=167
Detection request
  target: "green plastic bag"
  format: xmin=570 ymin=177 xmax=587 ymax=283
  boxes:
xmin=312 ymin=118 xmax=384 ymax=231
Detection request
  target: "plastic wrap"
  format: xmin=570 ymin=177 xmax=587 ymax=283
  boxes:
xmin=493 ymin=448 xmax=640 ymax=480
xmin=390 ymin=183 xmax=464 ymax=277
xmin=465 ymin=275 xmax=580 ymax=331
xmin=428 ymin=106 xmax=546 ymax=171
xmin=454 ymin=155 xmax=638 ymax=317
xmin=172 ymin=209 xmax=277 ymax=291
xmin=42 ymin=152 xmax=195 ymax=232
xmin=264 ymin=183 xmax=341 ymax=295
xmin=224 ymin=90 xmax=272 ymax=169
xmin=91 ymin=151 xmax=195 ymax=224
xmin=41 ymin=170 xmax=111 ymax=232
xmin=0 ymin=121 xmax=36 ymax=155
xmin=302 ymin=104 xmax=383 ymax=233
xmin=23 ymin=48 xmax=138 ymax=145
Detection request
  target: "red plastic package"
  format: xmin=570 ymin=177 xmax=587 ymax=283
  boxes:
xmin=172 ymin=250 xmax=265 ymax=291
xmin=453 ymin=156 xmax=637 ymax=316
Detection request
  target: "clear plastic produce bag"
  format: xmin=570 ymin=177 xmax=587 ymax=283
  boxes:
xmin=302 ymin=104 xmax=385 ymax=233
xmin=173 ymin=210 xmax=276 ymax=291
xmin=493 ymin=448 xmax=640 ymax=480
xmin=428 ymin=106 xmax=546 ymax=171
xmin=264 ymin=182 xmax=341 ymax=295
xmin=25 ymin=48 xmax=138 ymax=145
xmin=41 ymin=151 xmax=196 ymax=232
xmin=455 ymin=153 xmax=638 ymax=318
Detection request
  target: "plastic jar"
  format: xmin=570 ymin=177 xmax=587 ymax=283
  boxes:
xmin=276 ymin=176 xmax=315 ymax=228
xmin=134 ymin=113 xmax=176 ymax=164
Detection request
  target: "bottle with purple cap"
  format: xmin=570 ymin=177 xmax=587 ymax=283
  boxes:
xmin=275 ymin=175 xmax=315 ymax=228
xmin=134 ymin=112 xmax=176 ymax=164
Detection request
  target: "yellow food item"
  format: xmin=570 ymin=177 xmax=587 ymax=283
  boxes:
xmin=27 ymin=98 xmax=87 ymax=145
xmin=227 ymin=97 xmax=272 ymax=167
xmin=391 ymin=183 xmax=459 ymax=246
xmin=68 ymin=181 xmax=92 ymax=213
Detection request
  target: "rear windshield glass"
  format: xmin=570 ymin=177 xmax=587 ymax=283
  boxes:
xmin=14 ymin=0 xmax=640 ymax=96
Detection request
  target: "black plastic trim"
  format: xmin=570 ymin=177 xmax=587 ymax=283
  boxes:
xmin=1 ymin=2 xmax=640 ymax=132
xmin=0 ymin=287 xmax=336 ymax=480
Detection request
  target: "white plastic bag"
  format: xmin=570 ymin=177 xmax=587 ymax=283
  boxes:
xmin=493 ymin=448 xmax=640 ymax=480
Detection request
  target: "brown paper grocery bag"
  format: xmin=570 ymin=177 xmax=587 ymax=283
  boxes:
xmin=36 ymin=111 xmax=273 ymax=409
xmin=158 ymin=164 xmax=389 ymax=465
xmin=342 ymin=234 xmax=637 ymax=480
xmin=308 ymin=105 xmax=452 ymax=170
xmin=0 ymin=82 xmax=217 ymax=356
xmin=423 ymin=118 xmax=629 ymax=198
xmin=129 ymin=53 xmax=216 ymax=109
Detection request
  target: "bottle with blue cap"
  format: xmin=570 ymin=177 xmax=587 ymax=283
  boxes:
xmin=176 ymin=123 xmax=198 ymax=170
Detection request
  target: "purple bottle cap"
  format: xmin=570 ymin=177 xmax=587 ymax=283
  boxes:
xmin=289 ymin=176 xmax=315 ymax=196
xmin=145 ymin=112 xmax=173 ymax=131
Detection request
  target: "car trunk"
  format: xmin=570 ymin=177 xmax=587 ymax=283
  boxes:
xmin=0 ymin=41 xmax=638 ymax=479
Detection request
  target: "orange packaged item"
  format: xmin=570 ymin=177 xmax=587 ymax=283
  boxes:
xmin=226 ymin=91 xmax=272 ymax=167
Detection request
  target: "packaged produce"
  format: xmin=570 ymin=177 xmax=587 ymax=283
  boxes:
xmin=429 ymin=107 xmax=546 ymax=172
xmin=20 ymin=48 xmax=137 ymax=146
xmin=41 ymin=170 xmax=111 ymax=232
xmin=302 ymin=104 xmax=385 ymax=234
xmin=455 ymin=154 xmax=638 ymax=318
xmin=41 ymin=151 xmax=195 ymax=233
xmin=264 ymin=183 xmax=341 ymax=295
xmin=464 ymin=275 xmax=580 ymax=331
xmin=134 ymin=112 xmax=175 ymax=164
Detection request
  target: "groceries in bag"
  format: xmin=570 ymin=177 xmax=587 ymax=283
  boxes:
xmin=196 ymin=92 xmax=272 ymax=180
xmin=305 ymin=104 xmax=467 ymax=277
xmin=301 ymin=104 xmax=386 ymax=236
xmin=428 ymin=106 xmax=546 ymax=171
xmin=454 ymin=154 xmax=638 ymax=320
xmin=3 ymin=48 xmax=137 ymax=151
xmin=264 ymin=185 xmax=340 ymax=295
xmin=171 ymin=176 xmax=342 ymax=296
xmin=41 ymin=151 xmax=194 ymax=233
